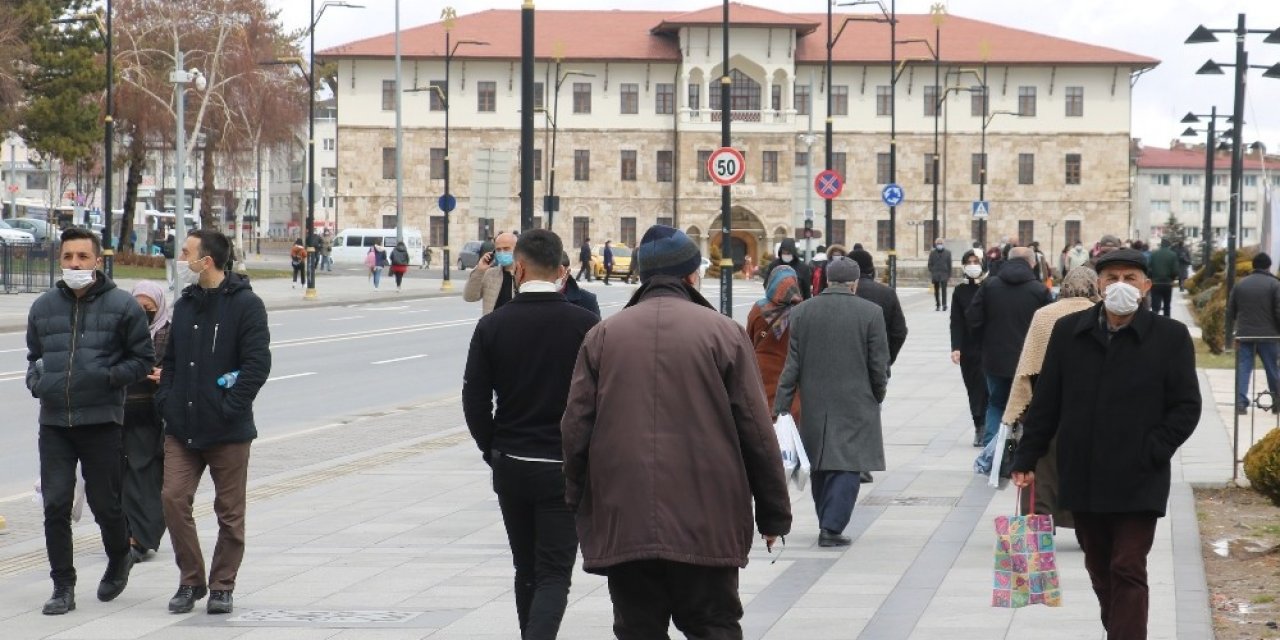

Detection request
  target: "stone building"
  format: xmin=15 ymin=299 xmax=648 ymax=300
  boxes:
xmin=319 ymin=4 xmax=1156 ymax=270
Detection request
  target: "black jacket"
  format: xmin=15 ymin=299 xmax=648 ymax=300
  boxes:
xmin=966 ymin=259 xmax=1050 ymax=377
xmin=579 ymin=242 xmax=592 ymax=263
xmin=1227 ymin=271 xmax=1280 ymax=339
xmin=763 ymin=238 xmax=811 ymax=298
xmin=1012 ymin=305 xmax=1201 ymax=516
xmin=949 ymin=280 xmax=983 ymax=354
xmin=26 ymin=273 xmax=154 ymax=427
xmin=854 ymin=275 xmax=908 ymax=364
xmin=390 ymin=246 xmax=410 ymax=266
xmin=158 ymin=273 xmax=272 ymax=450
xmin=563 ymin=276 xmax=600 ymax=317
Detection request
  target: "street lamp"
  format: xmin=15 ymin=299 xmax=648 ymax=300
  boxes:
xmin=897 ymin=2 xmax=945 ymax=247
xmin=978 ymin=109 xmax=1025 ymax=248
xmin=821 ymin=2 xmax=871 ymax=253
xmin=544 ymin=67 xmax=594 ymax=234
xmin=169 ymin=53 xmax=205 ymax=295
xmin=1180 ymin=109 xmax=1233 ymax=268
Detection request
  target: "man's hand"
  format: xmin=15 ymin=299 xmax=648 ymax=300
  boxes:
xmin=950 ymin=350 xmax=961 ymax=365
xmin=477 ymin=252 xmax=494 ymax=272
xmin=764 ymin=535 xmax=779 ymax=551
xmin=147 ymin=367 xmax=161 ymax=383
xmin=1012 ymin=471 xmax=1035 ymax=488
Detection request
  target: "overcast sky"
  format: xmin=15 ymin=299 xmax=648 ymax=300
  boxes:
xmin=270 ymin=0 xmax=1280 ymax=151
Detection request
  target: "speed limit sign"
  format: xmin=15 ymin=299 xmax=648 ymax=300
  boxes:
xmin=707 ymin=147 xmax=746 ymax=186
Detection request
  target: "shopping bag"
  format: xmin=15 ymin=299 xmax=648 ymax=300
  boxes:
xmin=32 ymin=468 xmax=86 ymax=523
xmin=774 ymin=414 xmax=811 ymax=491
xmin=978 ymin=422 xmax=1018 ymax=488
xmin=992 ymin=485 xmax=1061 ymax=608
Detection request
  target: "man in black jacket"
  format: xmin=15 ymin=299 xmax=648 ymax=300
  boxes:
xmin=1227 ymin=253 xmax=1280 ymax=414
xmin=560 ymin=251 xmax=600 ymax=316
xmin=967 ymin=247 xmax=1051 ymax=445
xmin=577 ymin=238 xmax=593 ymax=282
xmin=463 ymin=229 xmax=600 ymax=638
xmin=158 ymin=229 xmax=271 ymax=615
xmin=1013 ymin=249 xmax=1200 ymax=640
xmin=26 ymin=227 xmax=154 ymax=615
xmin=850 ymin=249 xmax=908 ymax=365
xmin=762 ymin=238 xmax=811 ymax=298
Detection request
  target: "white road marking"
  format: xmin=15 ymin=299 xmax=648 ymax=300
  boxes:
xmin=0 ymin=348 xmax=28 ymax=353
xmin=267 ymin=372 xmax=317 ymax=382
xmin=328 ymin=315 xmax=365 ymax=321
xmin=359 ymin=306 xmax=408 ymax=312
xmin=269 ymin=319 xmax=476 ymax=349
xmin=0 ymin=369 xmax=25 ymax=376
xmin=400 ymin=309 xmax=433 ymax=314
xmin=371 ymin=354 xmax=429 ymax=365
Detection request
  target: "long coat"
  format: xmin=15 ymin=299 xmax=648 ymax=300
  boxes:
xmin=774 ymin=288 xmax=889 ymax=472
xmin=746 ymin=305 xmax=801 ymax=420
xmin=1011 ymin=304 xmax=1201 ymax=516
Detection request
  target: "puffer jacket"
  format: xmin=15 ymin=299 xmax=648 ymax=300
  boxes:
xmin=26 ymin=272 xmax=155 ymax=427
xmin=158 ymin=272 xmax=271 ymax=450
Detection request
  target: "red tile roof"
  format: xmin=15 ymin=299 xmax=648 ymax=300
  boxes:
xmin=319 ymin=4 xmax=1158 ymax=69
xmin=1137 ymin=145 xmax=1274 ymax=171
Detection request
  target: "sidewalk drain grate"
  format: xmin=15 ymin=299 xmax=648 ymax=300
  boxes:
xmin=861 ymin=495 xmax=958 ymax=507
xmin=229 ymin=609 xmax=422 ymax=624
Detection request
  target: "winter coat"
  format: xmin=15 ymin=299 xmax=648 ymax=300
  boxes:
xmin=1148 ymin=247 xmax=1180 ymax=285
xmin=774 ymin=288 xmax=889 ymax=472
xmin=127 ymin=322 xmax=170 ymax=403
xmin=26 ymin=273 xmax=155 ymax=427
xmin=746 ymin=304 xmax=801 ymax=420
xmin=927 ymin=247 xmax=953 ymax=282
xmin=763 ymin=238 xmax=812 ymax=298
xmin=966 ymin=259 xmax=1051 ymax=377
xmin=854 ymin=275 xmax=908 ymax=364
xmin=1066 ymin=246 xmax=1090 ymax=272
xmin=390 ymin=246 xmax=410 ymax=266
xmin=464 ymin=266 xmax=517 ymax=316
xmin=603 ymin=245 xmax=614 ymax=268
xmin=372 ymin=247 xmax=389 ymax=267
xmin=561 ymin=276 xmax=792 ymax=573
xmin=1227 ymin=271 xmax=1280 ymax=339
xmin=950 ymin=280 xmax=983 ymax=355
xmin=579 ymin=241 xmax=592 ymax=264
xmin=158 ymin=273 xmax=272 ymax=450
xmin=1011 ymin=304 xmax=1201 ymax=516
xmin=562 ymin=275 xmax=600 ymax=317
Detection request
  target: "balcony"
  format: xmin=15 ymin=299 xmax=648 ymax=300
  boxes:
xmin=682 ymin=109 xmax=794 ymax=126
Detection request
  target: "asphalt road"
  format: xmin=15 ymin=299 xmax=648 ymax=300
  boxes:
xmin=0 ymin=280 xmax=768 ymax=502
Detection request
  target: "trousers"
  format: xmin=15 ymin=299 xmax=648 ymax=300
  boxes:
xmin=39 ymin=423 xmax=131 ymax=586
xmin=983 ymin=374 xmax=1014 ymax=446
xmin=1235 ymin=340 xmax=1280 ymax=410
xmin=608 ymin=560 xmax=743 ymax=640
xmin=161 ymin=436 xmax=251 ymax=591
xmin=1150 ymin=284 xmax=1173 ymax=317
xmin=960 ymin=352 xmax=988 ymax=435
xmin=122 ymin=401 xmax=166 ymax=550
xmin=810 ymin=470 xmax=862 ymax=533
xmin=1073 ymin=512 xmax=1158 ymax=640
xmin=933 ymin=280 xmax=949 ymax=308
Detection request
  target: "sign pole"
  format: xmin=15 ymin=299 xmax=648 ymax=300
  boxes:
xmin=719 ymin=0 xmax=732 ymax=317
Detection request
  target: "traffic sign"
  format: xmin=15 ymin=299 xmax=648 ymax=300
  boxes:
xmin=881 ymin=183 xmax=904 ymax=207
xmin=814 ymin=169 xmax=844 ymax=200
xmin=6 ymin=184 xmax=16 ymax=194
xmin=438 ymin=193 xmax=457 ymax=213
xmin=707 ymin=147 xmax=746 ymax=186
xmin=972 ymin=200 xmax=990 ymax=218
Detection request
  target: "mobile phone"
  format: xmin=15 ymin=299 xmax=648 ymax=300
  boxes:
xmin=484 ymin=253 xmax=494 ymax=264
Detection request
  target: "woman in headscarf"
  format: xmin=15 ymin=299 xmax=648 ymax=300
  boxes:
xmin=747 ymin=266 xmax=804 ymax=420
xmin=950 ymin=250 xmax=988 ymax=447
xmin=124 ymin=281 xmax=172 ymax=560
xmin=1005 ymin=266 xmax=1102 ymax=526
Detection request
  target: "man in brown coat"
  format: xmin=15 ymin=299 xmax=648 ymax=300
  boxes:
xmin=562 ymin=224 xmax=792 ymax=639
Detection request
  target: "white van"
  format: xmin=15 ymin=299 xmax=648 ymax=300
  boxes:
xmin=330 ymin=228 xmax=423 ymax=266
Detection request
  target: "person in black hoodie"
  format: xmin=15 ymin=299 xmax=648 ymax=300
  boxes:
xmin=560 ymin=251 xmax=600 ymax=316
xmin=762 ymin=238 xmax=811 ymax=298
xmin=463 ymin=230 xmax=600 ymax=638
xmin=966 ymin=246 xmax=1050 ymax=446
xmin=950 ymin=251 xmax=988 ymax=447
xmin=849 ymin=249 xmax=908 ymax=365
xmin=158 ymin=229 xmax=271 ymax=616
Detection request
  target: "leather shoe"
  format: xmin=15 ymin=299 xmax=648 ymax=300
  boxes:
xmin=818 ymin=530 xmax=852 ymax=547
xmin=97 ymin=552 xmax=134 ymax=602
xmin=973 ymin=431 xmax=984 ymax=447
xmin=859 ymin=471 xmax=874 ymax=483
xmin=169 ymin=585 xmax=208 ymax=613
xmin=42 ymin=585 xmax=75 ymax=615
xmin=207 ymin=590 xmax=233 ymax=615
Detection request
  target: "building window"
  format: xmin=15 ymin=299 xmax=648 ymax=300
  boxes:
xmin=796 ymin=151 xmax=809 ymax=168
xmin=876 ymin=153 xmax=891 ymax=185
xmin=574 ymin=150 xmax=590 ymax=181
xmin=1214 ymin=174 xmax=1229 ymax=186
xmin=429 ymin=80 xmax=446 ymax=111
xmin=621 ymin=150 xmax=637 ymax=181
xmin=795 ymin=83 xmax=810 ymax=116
xmin=657 ymin=216 xmax=674 ymax=227
xmin=772 ymin=85 xmax=782 ymax=111
xmin=688 ymin=83 xmax=701 ymax=111
xmin=876 ymin=220 xmax=891 ymax=251
xmin=478 ymin=81 xmax=496 ymax=112
xmin=430 ymin=148 xmax=445 ymax=180
xmin=1017 ymin=86 xmax=1037 ymax=117
xmin=831 ymin=152 xmax=847 ymax=180
xmin=1213 ymin=200 xmax=1226 ymax=212
xmin=709 ymin=69 xmax=762 ymax=111
xmin=1065 ymin=86 xmax=1084 ymax=117
xmin=656 ymin=83 xmax=675 ymax=114
xmin=971 ymin=153 xmax=987 ymax=185
xmin=1151 ymin=174 xmax=1170 ymax=186
xmin=1018 ymin=220 xmax=1035 ymax=247
xmin=827 ymin=85 xmax=848 ymax=116
xmin=382 ymin=147 xmax=395 ymax=179
xmin=921 ymin=220 xmax=937 ymax=251
xmin=1182 ymin=174 xmax=1199 ymax=186
xmin=698 ymin=150 xmax=712 ymax=182
xmin=573 ymin=217 xmax=589 ymax=248
xmin=924 ymin=153 xmax=938 ymax=185
xmin=873 ymin=86 xmax=889 ymax=116
xmin=322 ymin=138 xmax=335 ymax=151
xmin=532 ymin=149 xmax=542 ymax=181
xmin=656 ymin=150 xmax=674 ymax=182
xmin=1244 ymin=201 xmax=1258 ymax=212
xmin=971 ymin=86 xmax=988 ymax=117
xmin=382 ymin=80 xmax=396 ymax=111
xmin=1244 ymin=175 xmax=1258 ymax=187
xmin=1065 ymin=153 xmax=1082 ymax=185
xmin=620 ymin=217 xmax=637 ymax=247
xmin=573 ymin=82 xmax=592 ymax=114
xmin=1018 ymin=153 xmax=1035 ymax=185
xmin=620 ymin=83 xmax=639 ymax=114
xmin=533 ymin=82 xmax=545 ymax=111
xmin=429 ymin=216 xmax=446 ymax=247
xmin=1065 ymin=220 xmax=1081 ymax=246
xmin=831 ymin=219 xmax=847 ymax=247
xmin=1182 ymin=200 xmax=1200 ymax=213
xmin=1151 ymin=200 xmax=1170 ymax=212
xmin=923 ymin=85 xmax=938 ymax=117
xmin=762 ymin=151 xmax=779 ymax=183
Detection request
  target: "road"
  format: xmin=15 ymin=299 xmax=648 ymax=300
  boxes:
xmin=0 ymin=280 xmax=769 ymax=501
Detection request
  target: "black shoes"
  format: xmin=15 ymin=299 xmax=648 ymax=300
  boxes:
xmin=207 ymin=590 xmax=233 ymax=615
xmin=1238 ymin=406 xmax=1249 ymax=415
xmin=818 ymin=530 xmax=852 ymax=547
xmin=97 ymin=552 xmax=135 ymax=602
xmin=973 ymin=431 xmax=984 ymax=447
xmin=859 ymin=471 xmax=874 ymax=484
xmin=42 ymin=585 xmax=75 ymax=615
xmin=169 ymin=585 xmax=208 ymax=613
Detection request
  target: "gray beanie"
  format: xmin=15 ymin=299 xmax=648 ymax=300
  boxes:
xmin=635 ymin=224 xmax=701 ymax=282
xmin=826 ymin=256 xmax=861 ymax=283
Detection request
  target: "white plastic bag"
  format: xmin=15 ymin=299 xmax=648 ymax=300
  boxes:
xmin=32 ymin=466 xmax=86 ymax=523
xmin=774 ymin=414 xmax=811 ymax=491
xmin=988 ymin=423 xmax=1011 ymax=488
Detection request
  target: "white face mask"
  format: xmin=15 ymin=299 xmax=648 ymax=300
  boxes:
xmin=779 ymin=254 xmax=793 ymax=264
xmin=1103 ymin=281 xmax=1142 ymax=316
xmin=61 ymin=269 xmax=94 ymax=290
xmin=176 ymin=259 xmax=204 ymax=286
xmin=963 ymin=264 xmax=983 ymax=279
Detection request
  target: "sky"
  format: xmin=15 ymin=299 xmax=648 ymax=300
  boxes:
xmin=269 ymin=0 xmax=1280 ymax=151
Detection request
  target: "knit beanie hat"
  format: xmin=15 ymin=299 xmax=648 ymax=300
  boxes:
xmin=635 ymin=225 xmax=701 ymax=282
xmin=825 ymin=256 xmax=861 ymax=283
xmin=850 ymin=249 xmax=875 ymax=278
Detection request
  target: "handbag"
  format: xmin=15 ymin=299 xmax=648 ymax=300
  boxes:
xmin=992 ymin=484 xmax=1061 ymax=608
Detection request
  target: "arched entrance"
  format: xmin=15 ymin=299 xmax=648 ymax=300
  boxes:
xmin=709 ymin=206 xmax=767 ymax=274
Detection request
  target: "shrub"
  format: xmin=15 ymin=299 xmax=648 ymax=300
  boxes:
xmin=1244 ymin=429 xmax=1280 ymax=507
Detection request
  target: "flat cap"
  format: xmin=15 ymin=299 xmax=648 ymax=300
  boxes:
xmin=826 ymin=256 xmax=861 ymax=283
xmin=1093 ymin=248 xmax=1148 ymax=275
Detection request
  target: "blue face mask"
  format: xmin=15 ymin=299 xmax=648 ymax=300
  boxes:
xmin=495 ymin=251 xmax=514 ymax=267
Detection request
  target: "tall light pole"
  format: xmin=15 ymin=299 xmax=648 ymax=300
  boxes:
xmin=979 ymin=108 xmax=1024 ymax=247
xmin=169 ymin=50 xmax=204 ymax=295
xmin=844 ymin=0 xmax=897 ymax=284
xmin=1181 ymin=108 xmax=1232 ymax=268
xmin=393 ymin=0 xmax=403 ymax=244
xmin=519 ymin=0 xmax=535 ymax=232
xmin=545 ymin=65 xmax=594 ymax=233
xmin=104 ymin=0 xmax=114 ymax=268
xmin=719 ymin=0 xmax=732 ymax=317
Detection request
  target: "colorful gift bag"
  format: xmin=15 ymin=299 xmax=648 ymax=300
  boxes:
xmin=992 ymin=486 xmax=1061 ymax=608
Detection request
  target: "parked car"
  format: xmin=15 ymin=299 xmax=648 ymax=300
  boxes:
xmin=458 ymin=240 xmax=484 ymax=270
xmin=6 ymin=217 xmax=56 ymax=242
xmin=0 ymin=219 xmax=36 ymax=244
xmin=591 ymin=244 xmax=633 ymax=280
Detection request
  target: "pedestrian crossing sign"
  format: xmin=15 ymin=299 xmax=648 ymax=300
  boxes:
xmin=972 ymin=200 xmax=990 ymax=219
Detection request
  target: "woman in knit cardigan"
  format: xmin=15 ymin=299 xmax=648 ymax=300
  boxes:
xmin=1004 ymin=266 xmax=1102 ymax=526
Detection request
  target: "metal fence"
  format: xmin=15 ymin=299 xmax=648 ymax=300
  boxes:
xmin=0 ymin=240 xmax=58 ymax=294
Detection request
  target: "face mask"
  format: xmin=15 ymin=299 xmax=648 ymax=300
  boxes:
xmin=61 ymin=269 xmax=94 ymax=290
xmin=935 ymin=244 xmax=944 ymax=251
xmin=779 ymin=253 xmax=793 ymax=264
xmin=963 ymin=264 xmax=983 ymax=279
xmin=176 ymin=258 xmax=204 ymax=286
xmin=1103 ymin=281 xmax=1142 ymax=316
xmin=495 ymin=251 xmax=514 ymax=267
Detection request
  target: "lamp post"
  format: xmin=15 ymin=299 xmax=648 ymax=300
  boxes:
xmin=169 ymin=51 xmax=204 ymax=295
xmin=520 ymin=0 xmax=535 ymax=233
xmin=545 ymin=66 xmax=594 ymax=234
xmin=720 ymin=0 xmax=731 ymax=317
xmin=978 ymin=108 xmax=1024 ymax=248
xmin=1180 ymin=108 xmax=1233 ymax=268
xmin=822 ymin=2 xmax=866 ymax=249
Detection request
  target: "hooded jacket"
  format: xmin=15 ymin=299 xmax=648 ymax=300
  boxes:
xmin=158 ymin=272 xmax=271 ymax=450
xmin=966 ymin=258 xmax=1051 ymax=377
xmin=26 ymin=272 xmax=154 ymax=427
xmin=763 ymin=238 xmax=812 ymax=298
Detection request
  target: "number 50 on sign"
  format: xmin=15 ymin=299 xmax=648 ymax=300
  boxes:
xmin=707 ymin=147 xmax=746 ymax=186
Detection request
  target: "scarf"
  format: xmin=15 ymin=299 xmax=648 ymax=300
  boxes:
xmin=756 ymin=266 xmax=803 ymax=339
xmin=131 ymin=280 xmax=171 ymax=340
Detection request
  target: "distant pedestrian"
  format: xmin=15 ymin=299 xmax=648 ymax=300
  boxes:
xmin=928 ymin=238 xmax=953 ymax=311
xmin=1066 ymin=240 xmax=1089 ymax=274
xmin=389 ymin=241 xmax=410 ymax=291
xmin=1174 ymin=242 xmax=1193 ymax=290
xmin=775 ymin=257 xmax=889 ymax=547
xmin=602 ymin=240 xmax=614 ymax=286
xmin=559 ymin=251 xmax=599 ymax=317
xmin=1013 ymin=249 xmax=1200 ymax=640
xmin=1147 ymin=239 xmax=1179 ymax=317
xmin=124 ymin=281 xmax=172 ymax=562
xmin=747 ymin=266 xmax=804 ymax=420
xmin=27 ymin=228 xmax=154 ymax=615
xmin=850 ymin=249 xmax=908 ymax=366
xmin=464 ymin=232 xmax=518 ymax=315
xmin=160 ymin=229 xmax=271 ymax=615
xmin=368 ymin=242 xmax=388 ymax=289
xmin=984 ymin=245 xmax=1004 ymax=277
xmin=1226 ymin=252 xmax=1280 ymax=414
xmin=289 ymin=239 xmax=306 ymax=288
xmin=421 ymin=246 xmax=432 ymax=270
xmin=762 ymin=238 xmax=811 ymax=298
xmin=463 ymin=229 xmax=599 ymax=639
xmin=950 ymin=251 xmax=988 ymax=447
xmin=562 ymin=225 xmax=791 ymax=637
xmin=576 ymin=238 xmax=592 ymax=282
xmin=320 ymin=230 xmax=334 ymax=271
xmin=815 ymin=244 xmax=848 ymax=296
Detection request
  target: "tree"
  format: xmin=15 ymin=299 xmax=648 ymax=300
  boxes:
xmin=0 ymin=3 xmax=33 ymax=132
xmin=1163 ymin=213 xmax=1187 ymax=247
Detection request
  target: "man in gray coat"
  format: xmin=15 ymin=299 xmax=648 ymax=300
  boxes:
xmin=927 ymin=238 xmax=952 ymax=311
xmin=775 ymin=257 xmax=890 ymax=547
xmin=1227 ymin=252 xmax=1280 ymax=414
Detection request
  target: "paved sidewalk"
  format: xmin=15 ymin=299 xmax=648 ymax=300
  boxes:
xmin=0 ymin=288 xmax=1232 ymax=639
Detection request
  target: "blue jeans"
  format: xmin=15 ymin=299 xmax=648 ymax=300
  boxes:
xmin=372 ymin=267 xmax=383 ymax=288
xmin=984 ymin=374 xmax=1014 ymax=446
xmin=810 ymin=470 xmax=861 ymax=533
xmin=1236 ymin=341 xmax=1280 ymax=410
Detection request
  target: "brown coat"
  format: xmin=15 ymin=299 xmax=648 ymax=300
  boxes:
xmin=746 ymin=304 xmax=801 ymax=421
xmin=562 ymin=277 xmax=793 ymax=574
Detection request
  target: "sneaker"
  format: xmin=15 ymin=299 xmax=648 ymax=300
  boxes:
xmin=97 ymin=552 xmax=135 ymax=602
xmin=168 ymin=585 xmax=208 ymax=614
xmin=207 ymin=590 xmax=233 ymax=615
xmin=42 ymin=585 xmax=75 ymax=615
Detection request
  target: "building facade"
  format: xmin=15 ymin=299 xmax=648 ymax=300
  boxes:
xmin=321 ymin=4 xmax=1156 ymax=267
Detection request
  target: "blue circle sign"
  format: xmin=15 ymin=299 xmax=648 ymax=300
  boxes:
xmin=438 ymin=193 xmax=457 ymax=213
xmin=881 ymin=183 xmax=904 ymax=207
